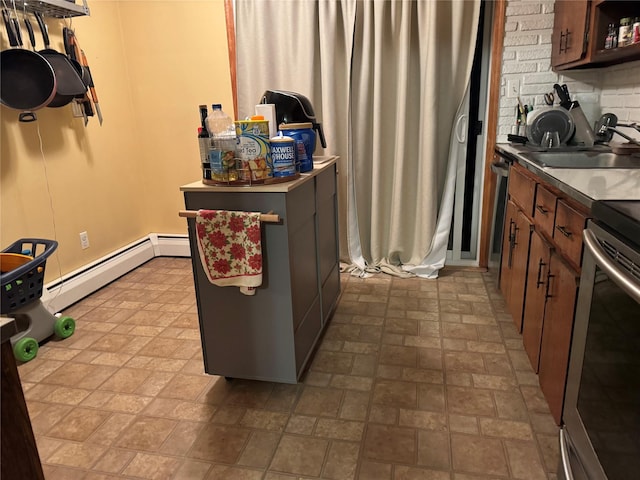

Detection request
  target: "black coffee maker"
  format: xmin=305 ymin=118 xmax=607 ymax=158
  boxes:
xmin=260 ymin=90 xmax=327 ymax=148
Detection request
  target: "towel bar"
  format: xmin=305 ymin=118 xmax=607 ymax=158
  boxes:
xmin=178 ymin=210 xmax=280 ymax=223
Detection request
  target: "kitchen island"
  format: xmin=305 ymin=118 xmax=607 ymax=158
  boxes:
xmin=180 ymin=157 xmax=340 ymax=384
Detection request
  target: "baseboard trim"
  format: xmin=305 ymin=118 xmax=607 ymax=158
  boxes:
xmin=41 ymin=234 xmax=191 ymax=314
xmin=149 ymin=234 xmax=191 ymax=258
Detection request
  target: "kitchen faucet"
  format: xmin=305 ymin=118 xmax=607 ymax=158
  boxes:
xmin=595 ymin=114 xmax=640 ymax=147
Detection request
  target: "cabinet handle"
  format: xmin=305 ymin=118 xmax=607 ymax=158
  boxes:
xmin=508 ymin=224 xmax=519 ymax=268
xmin=559 ymin=30 xmax=566 ymax=53
xmin=545 ymin=272 xmax=555 ymax=299
xmin=556 ymin=225 xmax=572 ymax=237
xmin=507 ymin=219 xmax=515 ymax=268
xmin=536 ymin=259 xmax=547 ymax=288
xmin=535 ymin=204 xmax=548 ymax=215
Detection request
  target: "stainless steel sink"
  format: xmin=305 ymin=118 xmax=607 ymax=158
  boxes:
xmin=523 ymin=151 xmax=640 ymax=168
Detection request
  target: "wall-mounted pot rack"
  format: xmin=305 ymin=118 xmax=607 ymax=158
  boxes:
xmin=11 ymin=0 xmax=89 ymax=18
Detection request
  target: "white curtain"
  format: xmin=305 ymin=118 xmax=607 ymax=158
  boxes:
xmin=235 ymin=0 xmax=479 ymax=278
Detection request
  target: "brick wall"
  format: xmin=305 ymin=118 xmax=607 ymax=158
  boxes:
xmin=497 ymin=0 xmax=640 ymax=144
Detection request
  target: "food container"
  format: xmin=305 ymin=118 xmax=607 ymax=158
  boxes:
xmin=618 ymin=17 xmax=633 ymax=47
xmin=279 ymin=122 xmax=315 ymax=173
xmin=235 ymin=117 xmax=272 ymax=182
xmin=270 ymin=133 xmax=298 ymax=178
xmin=209 ymin=132 xmax=238 ymax=182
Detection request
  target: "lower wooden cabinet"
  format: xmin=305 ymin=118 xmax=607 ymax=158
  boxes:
xmin=538 ymin=253 xmax=579 ymax=425
xmin=522 ymin=228 xmax=552 ymax=373
xmin=499 ymin=161 xmax=588 ymax=425
xmin=500 ymin=201 xmax=532 ymax=332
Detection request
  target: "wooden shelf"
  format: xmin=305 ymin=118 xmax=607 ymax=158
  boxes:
xmin=590 ymin=42 xmax=640 ymax=66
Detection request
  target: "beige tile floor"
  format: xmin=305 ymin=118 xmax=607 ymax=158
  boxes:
xmin=17 ymin=257 xmax=560 ymax=480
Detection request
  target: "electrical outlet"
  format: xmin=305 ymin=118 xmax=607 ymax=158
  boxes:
xmin=79 ymin=231 xmax=90 ymax=249
xmin=507 ymin=79 xmax=520 ymax=98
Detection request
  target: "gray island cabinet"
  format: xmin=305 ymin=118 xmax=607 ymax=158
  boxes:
xmin=180 ymin=158 xmax=340 ymax=383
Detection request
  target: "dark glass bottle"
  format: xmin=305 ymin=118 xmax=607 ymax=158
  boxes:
xmin=198 ymin=105 xmax=211 ymax=180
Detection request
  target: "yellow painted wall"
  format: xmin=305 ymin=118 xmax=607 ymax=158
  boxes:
xmin=1 ymin=0 xmax=233 ymax=280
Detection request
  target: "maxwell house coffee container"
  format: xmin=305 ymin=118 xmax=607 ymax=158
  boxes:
xmin=270 ymin=133 xmax=298 ymax=178
xmin=279 ymin=122 xmax=315 ymax=173
xmin=235 ymin=116 xmax=272 ymax=181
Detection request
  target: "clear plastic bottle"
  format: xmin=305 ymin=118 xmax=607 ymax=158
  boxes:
xmin=206 ymin=104 xmax=237 ymax=182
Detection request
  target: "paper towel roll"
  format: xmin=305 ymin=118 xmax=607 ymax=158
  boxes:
xmin=255 ymin=104 xmax=277 ymax=139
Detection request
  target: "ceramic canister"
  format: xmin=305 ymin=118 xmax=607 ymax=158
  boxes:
xmin=235 ymin=118 xmax=272 ymax=181
xmin=270 ymin=134 xmax=298 ymax=178
xmin=279 ymin=122 xmax=315 ymax=173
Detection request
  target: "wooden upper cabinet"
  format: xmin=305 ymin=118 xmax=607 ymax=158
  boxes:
xmin=551 ymin=0 xmax=590 ymax=68
xmin=552 ymin=0 xmax=640 ymax=70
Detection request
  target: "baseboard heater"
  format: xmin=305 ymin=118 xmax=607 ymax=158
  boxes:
xmin=41 ymin=234 xmax=191 ymax=314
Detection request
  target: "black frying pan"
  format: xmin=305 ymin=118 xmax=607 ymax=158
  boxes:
xmin=0 ymin=9 xmax=57 ymax=122
xmin=33 ymin=12 xmax=86 ymax=108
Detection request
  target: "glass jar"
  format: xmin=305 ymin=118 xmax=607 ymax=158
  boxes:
xmin=604 ymin=23 xmax=616 ymax=49
xmin=618 ymin=17 xmax=632 ymax=47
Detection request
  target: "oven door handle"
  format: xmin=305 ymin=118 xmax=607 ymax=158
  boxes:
xmin=559 ymin=429 xmax=576 ymax=480
xmin=583 ymin=228 xmax=640 ymax=302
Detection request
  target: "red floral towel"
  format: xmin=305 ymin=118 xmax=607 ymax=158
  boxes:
xmin=195 ymin=210 xmax=262 ymax=295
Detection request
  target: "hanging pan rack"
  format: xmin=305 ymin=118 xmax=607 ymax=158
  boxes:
xmin=12 ymin=0 xmax=89 ymax=19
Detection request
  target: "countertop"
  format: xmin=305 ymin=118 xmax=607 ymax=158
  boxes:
xmin=181 ymin=156 xmax=337 ymax=193
xmin=496 ymin=144 xmax=640 ymax=208
xmin=1 ymin=317 xmax=17 ymax=343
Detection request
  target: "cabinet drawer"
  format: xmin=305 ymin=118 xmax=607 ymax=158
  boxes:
xmin=508 ymin=164 xmax=536 ymax=218
xmin=534 ymin=185 xmax=557 ymax=239
xmin=553 ymin=200 xmax=587 ymax=270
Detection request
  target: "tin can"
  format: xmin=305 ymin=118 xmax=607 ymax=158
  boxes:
xmin=270 ymin=134 xmax=297 ymax=178
xmin=235 ymin=118 xmax=272 ymax=181
xmin=279 ymin=122 xmax=315 ymax=173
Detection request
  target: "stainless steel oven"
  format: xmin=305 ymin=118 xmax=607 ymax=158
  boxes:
xmin=560 ymin=208 xmax=640 ymax=480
